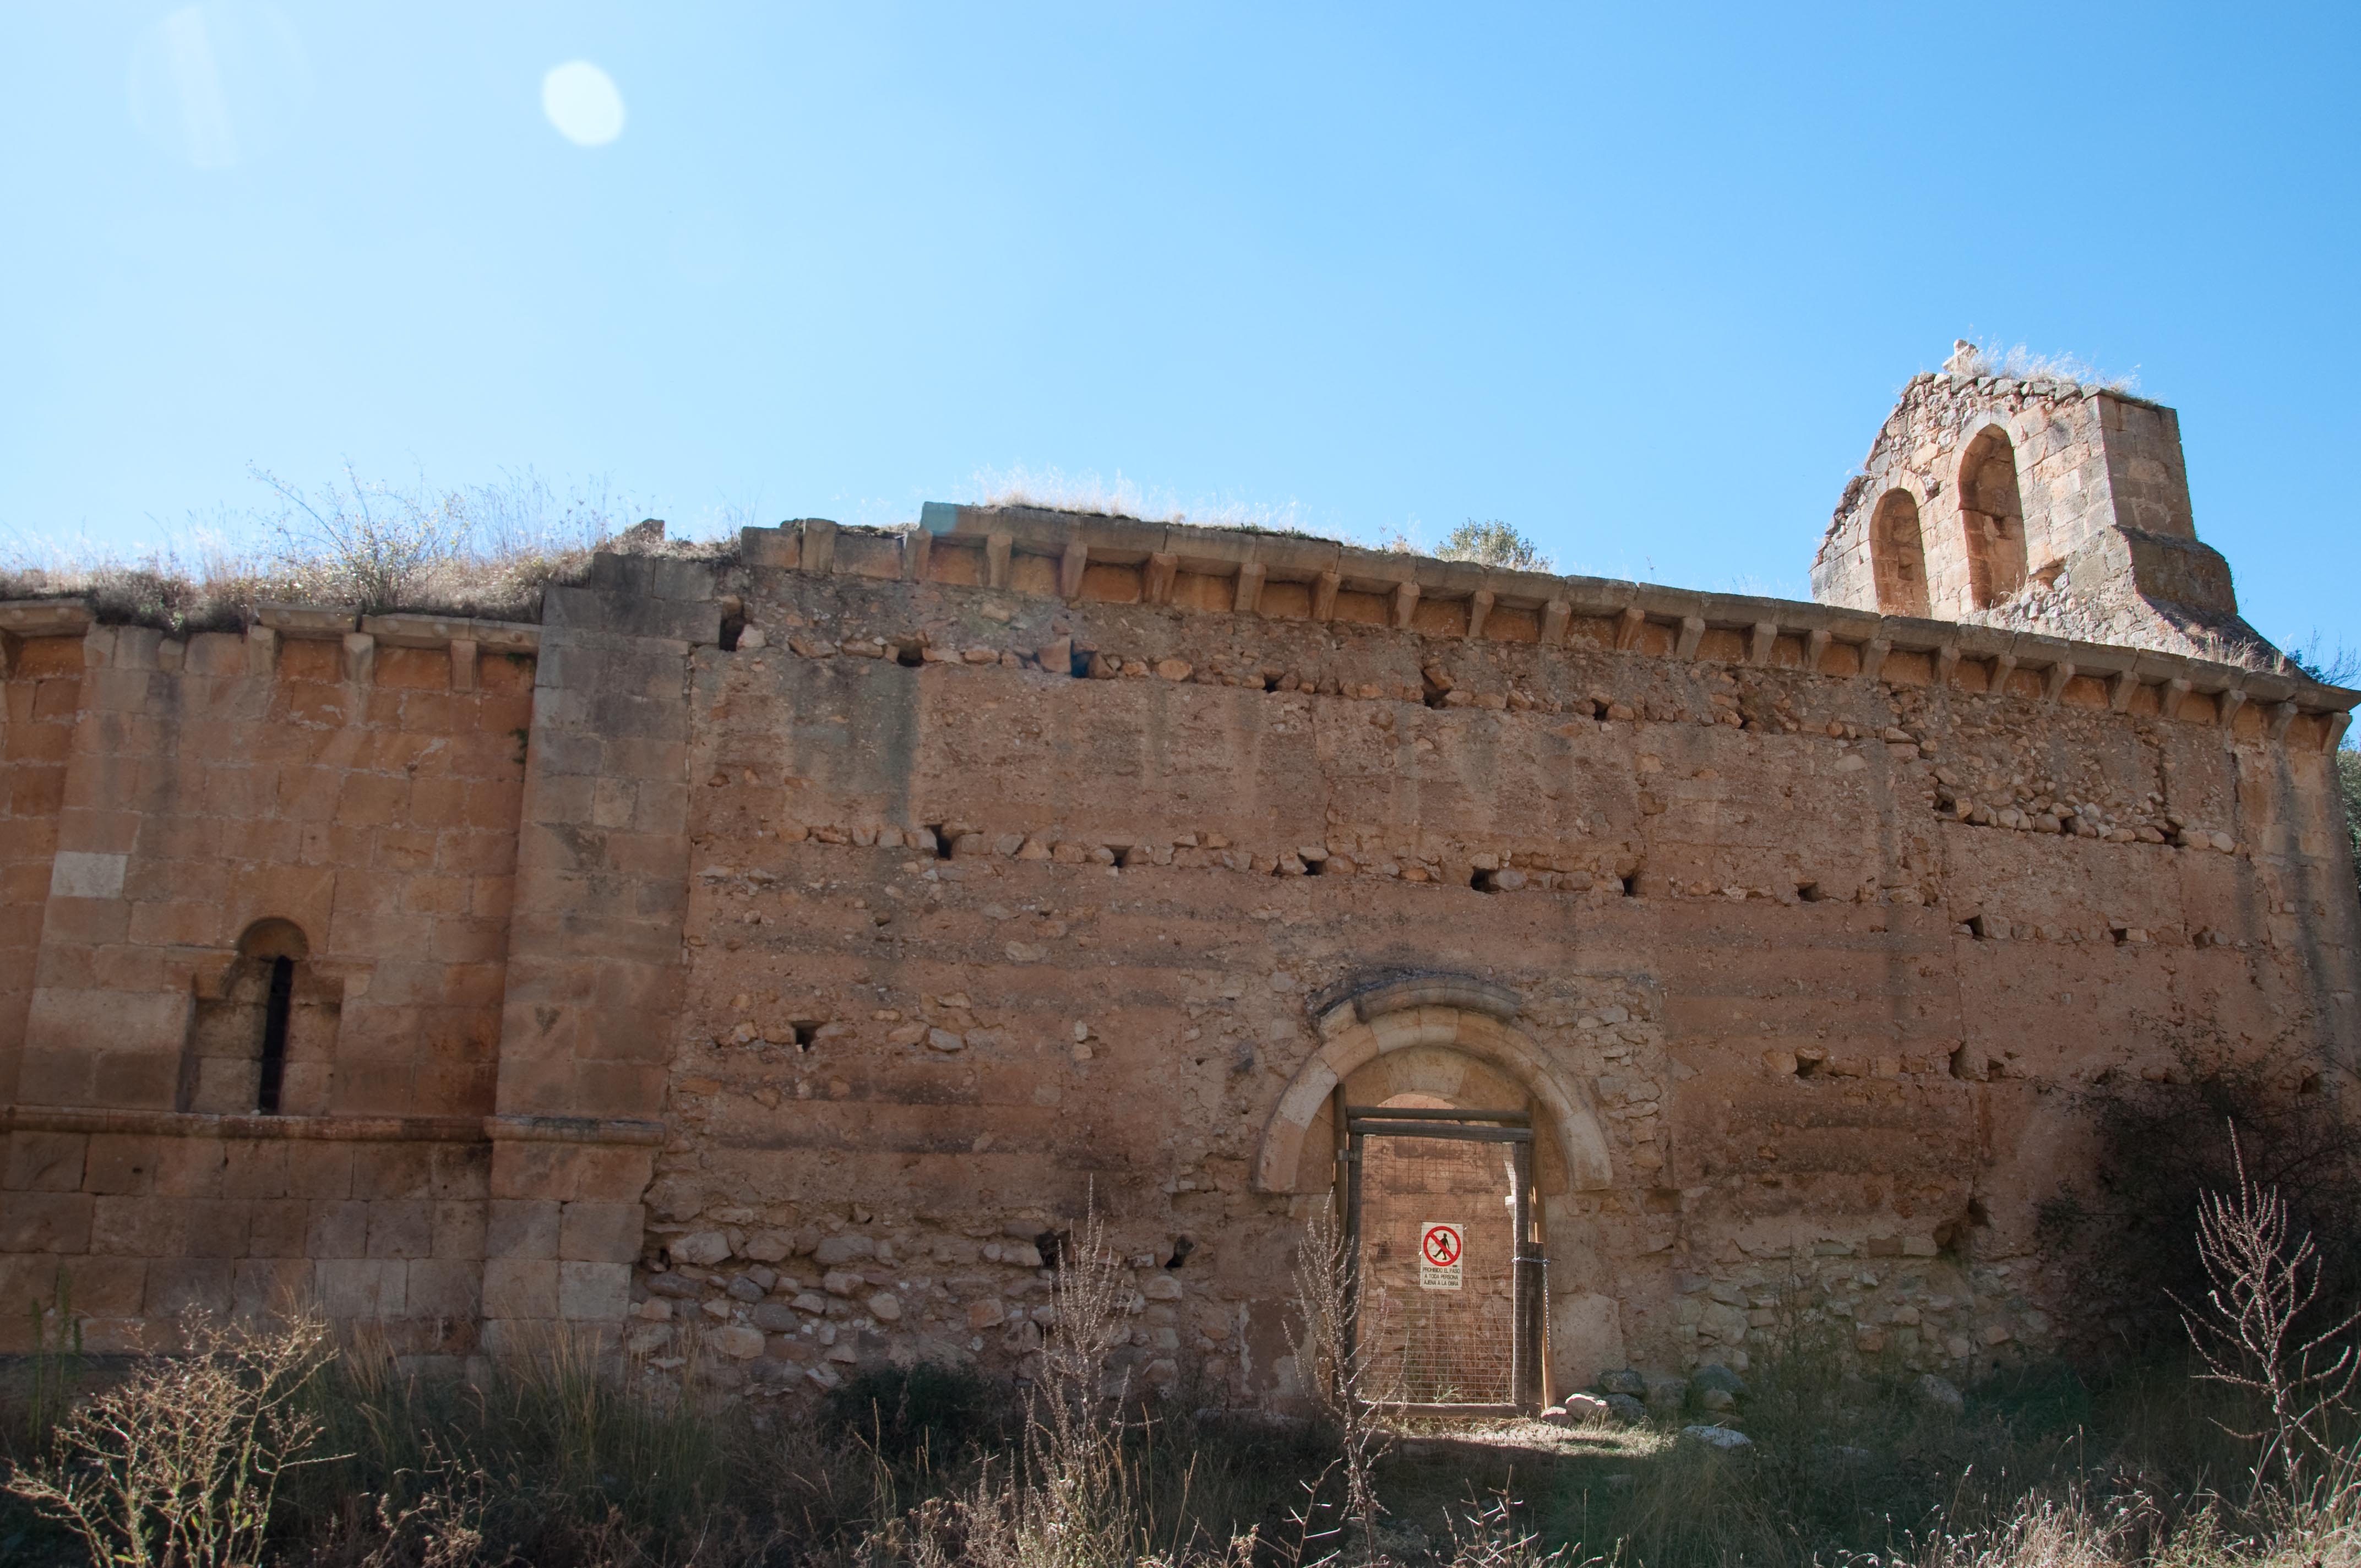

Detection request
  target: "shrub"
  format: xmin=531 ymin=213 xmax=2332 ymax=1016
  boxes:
xmin=1438 ymin=520 xmax=1552 ymax=572
xmin=2337 ymin=748 xmax=2361 ymax=892
xmin=825 ymin=1362 xmax=997 ymax=1464
xmin=3 ymin=1311 xmax=334 ymax=1568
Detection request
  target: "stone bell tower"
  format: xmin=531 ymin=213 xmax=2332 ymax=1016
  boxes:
xmin=1810 ymin=345 xmax=2272 ymax=660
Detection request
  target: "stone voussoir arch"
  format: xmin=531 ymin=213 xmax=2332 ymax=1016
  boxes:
xmin=1254 ymin=976 xmax=1614 ymax=1194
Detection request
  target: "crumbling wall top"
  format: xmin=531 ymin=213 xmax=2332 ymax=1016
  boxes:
xmin=726 ymin=504 xmax=2357 ymax=739
xmin=1812 ymin=357 xmax=2270 ymax=665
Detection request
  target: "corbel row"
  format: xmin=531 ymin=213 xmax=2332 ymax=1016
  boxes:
xmin=733 ymin=507 xmax=2359 ymax=754
xmin=0 ymin=601 xmax=538 ymax=693
xmin=250 ymin=605 xmax=539 ymax=692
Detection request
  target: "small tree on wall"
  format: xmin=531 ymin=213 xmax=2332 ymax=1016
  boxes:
xmin=1437 ymin=520 xmax=1552 ymax=572
xmin=2285 ymin=640 xmax=2361 ymax=893
xmin=2336 ymin=748 xmax=2361 ymax=892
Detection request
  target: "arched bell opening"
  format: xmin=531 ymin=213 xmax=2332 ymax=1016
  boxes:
xmin=1960 ymin=427 xmax=2029 ymax=608
xmin=1870 ymin=488 xmax=1931 ymax=616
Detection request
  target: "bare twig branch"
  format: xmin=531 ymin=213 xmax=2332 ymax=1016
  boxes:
xmin=2179 ymin=1126 xmax=2361 ymax=1496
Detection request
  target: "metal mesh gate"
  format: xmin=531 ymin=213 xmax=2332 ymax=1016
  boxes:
xmin=1358 ymin=1132 xmax=1516 ymax=1402
xmin=1342 ymin=1106 xmax=1546 ymax=1415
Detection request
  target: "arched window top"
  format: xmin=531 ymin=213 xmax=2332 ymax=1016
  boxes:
xmin=1870 ymin=488 xmax=1930 ymax=617
xmin=237 ymin=917 xmax=309 ymax=962
xmin=1253 ymin=1004 xmax=1611 ymax=1195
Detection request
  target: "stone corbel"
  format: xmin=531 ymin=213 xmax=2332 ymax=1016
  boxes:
xmin=1989 ymin=653 xmax=2017 ymax=695
xmin=1144 ymin=552 xmax=1179 ymax=606
xmin=341 ymin=632 xmax=376 ymax=686
xmin=2107 ymin=671 xmax=2140 ymax=713
xmin=0 ymin=598 xmax=94 ymax=639
xmin=1233 ymin=562 xmax=1266 ymax=616
xmin=244 ymin=625 xmax=278 ymax=680
xmin=2216 ymin=686 xmax=2248 ymax=744
xmin=1805 ymin=628 xmax=1832 ymax=672
xmin=1859 ymin=638 xmax=1891 ymax=681
xmin=1673 ymin=616 xmax=1706 ymax=661
xmin=2043 ymin=661 xmax=2077 ymax=702
xmin=1465 ymin=589 xmax=1495 ymax=641
xmin=2164 ymin=676 xmax=2192 ymax=721
xmin=1614 ymin=606 xmax=1646 ymax=651
xmin=902 ymin=529 xmax=932 ymax=582
xmin=984 ymin=533 xmax=1013 ymax=590
xmin=449 ymin=637 xmax=478 ymax=693
xmin=1310 ymin=570 xmax=1340 ymax=622
xmin=1540 ymin=599 xmax=1570 ymax=645
xmin=2326 ymin=714 xmax=2353 ymax=753
xmin=1060 ymin=541 xmax=1090 ymax=602
xmin=1748 ymin=622 xmax=1778 ymax=666
xmin=1391 ymin=581 xmax=1421 ymax=630
xmin=1935 ymin=643 xmax=1960 ymax=687
xmin=2268 ymin=701 xmax=2300 ymax=742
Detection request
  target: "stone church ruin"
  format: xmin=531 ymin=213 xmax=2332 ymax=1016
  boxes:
xmin=3 ymin=362 xmax=2355 ymax=1409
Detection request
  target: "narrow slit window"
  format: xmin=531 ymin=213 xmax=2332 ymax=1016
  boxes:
xmin=257 ymin=956 xmax=293 ymax=1114
xmin=184 ymin=917 xmax=329 ymax=1117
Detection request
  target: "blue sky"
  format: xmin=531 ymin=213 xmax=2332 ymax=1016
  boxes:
xmin=3 ymin=4 xmax=2356 ymax=654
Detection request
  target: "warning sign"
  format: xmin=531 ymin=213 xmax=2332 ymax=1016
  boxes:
xmin=1418 ymin=1221 xmax=1464 ymax=1291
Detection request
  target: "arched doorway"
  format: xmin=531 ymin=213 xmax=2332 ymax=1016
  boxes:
xmin=1959 ymin=427 xmax=2028 ymax=608
xmin=1255 ymin=994 xmax=1616 ymax=1412
xmin=1870 ymin=488 xmax=1930 ymax=616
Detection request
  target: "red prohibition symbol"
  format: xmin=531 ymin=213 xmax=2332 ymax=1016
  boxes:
xmin=1421 ymin=1225 xmax=1462 ymax=1267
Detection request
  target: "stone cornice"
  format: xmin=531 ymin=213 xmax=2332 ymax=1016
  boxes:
xmin=735 ymin=507 xmax=2360 ymax=749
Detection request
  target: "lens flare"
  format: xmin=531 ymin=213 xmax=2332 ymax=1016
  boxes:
xmin=542 ymin=61 xmax=625 ymax=148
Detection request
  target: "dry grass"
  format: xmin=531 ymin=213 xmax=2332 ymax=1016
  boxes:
xmin=969 ymin=465 xmax=1320 ymax=538
xmin=0 ymin=468 xmax=729 ymax=631
xmin=1944 ymin=341 xmax=2140 ymax=394
xmin=8 ymin=1316 xmax=2361 ymax=1566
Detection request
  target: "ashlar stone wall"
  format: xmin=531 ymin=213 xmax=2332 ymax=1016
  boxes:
xmin=0 ymin=605 xmax=535 ymax=1355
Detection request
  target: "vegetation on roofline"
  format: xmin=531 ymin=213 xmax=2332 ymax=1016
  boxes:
xmin=1437 ymin=519 xmax=1554 ymax=572
xmin=4 ymin=467 xmax=1573 ymax=633
xmin=0 ymin=467 xmax=727 ymax=634
xmin=961 ymin=496 xmax=1559 ymax=576
xmin=1939 ymin=338 xmax=2140 ymax=394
